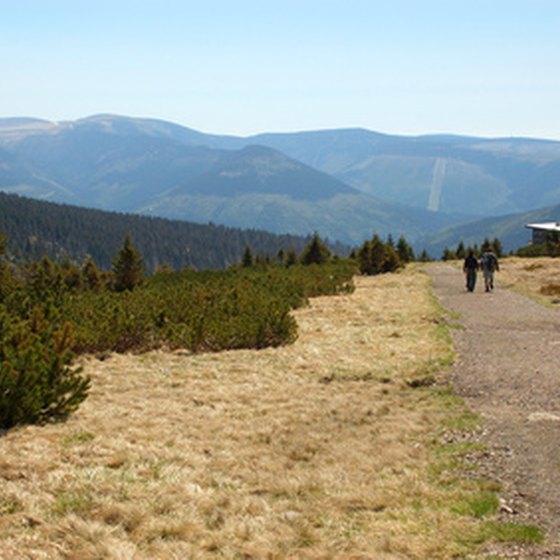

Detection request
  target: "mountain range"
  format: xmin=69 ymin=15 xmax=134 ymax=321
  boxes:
xmin=1 ymin=114 xmax=559 ymax=251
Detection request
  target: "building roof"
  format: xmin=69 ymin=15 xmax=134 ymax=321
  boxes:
xmin=525 ymin=222 xmax=560 ymax=232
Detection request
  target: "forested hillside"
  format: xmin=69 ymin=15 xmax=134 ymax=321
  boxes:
xmin=0 ymin=193 xmax=345 ymax=270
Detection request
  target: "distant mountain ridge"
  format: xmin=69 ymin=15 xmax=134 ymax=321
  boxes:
xmin=0 ymin=114 xmax=559 ymax=248
xmin=0 ymin=115 xmax=465 ymax=245
xmin=243 ymin=129 xmax=560 ymax=217
xmin=418 ymin=201 xmax=560 ymax=257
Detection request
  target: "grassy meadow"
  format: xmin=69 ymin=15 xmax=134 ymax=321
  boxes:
xmin=0 ymin=264 xmax=544 ymax=559
xmin=497 ymin=256 xmax=560 ymax=307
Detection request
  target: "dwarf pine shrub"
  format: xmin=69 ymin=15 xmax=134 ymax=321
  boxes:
xmin=58 ymin=261 xmax=354 ymax=355
xmin=0 ymin=306 xmax=91 ymax=430
xmin=0 ymin=254 xmax=356 ymax=396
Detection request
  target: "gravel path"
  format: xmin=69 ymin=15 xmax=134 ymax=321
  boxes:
xmin=427 ymin=263 xmax=560 ymax=558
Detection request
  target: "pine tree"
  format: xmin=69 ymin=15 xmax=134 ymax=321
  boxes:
xmin=285 ymin=249 xmax=297 ymax=267
xmin=28 ymin=256 xmax=65 ymax=308
xmin=357 ymin=240 xmax=373 ymax=275
xmin=357 ymin=234 xmax=402 ymax=275
xmin=111 ymin=234 xmax=145 ymax=292
xmin=441 ymin=247 xmax=457 ymax=261
xmin=299 ymin=233 xmax=331 ymax=266
xmin=0 ymin=231 xmax=7 ymax=257
xmin=0 ymin=232 xmax=14 ymax=302
xmin=455 ymin=241 xmax=466 ymax=259
xmin=242 ymin=246 xmax=254 ymax=268
xmin=82 ymin=257 xmax=102 ymax=289
xmin=369 ymin=235 xmax=388 ymax=273
xmin=396 ymin=235 xmax=415 ymax=263
xmin=60 ymin=256 xmax=83 ymax=291
xmin=491 ymin=237 xmax=503 ymax=258
xmin=473 ymin=243 xmax=480 ymax=257
xmin=382 ymin=244 xmax=401 ymax=273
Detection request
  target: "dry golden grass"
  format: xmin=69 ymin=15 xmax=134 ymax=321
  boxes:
xmin=0 ymin=267 xmax=491 ymax=559
xmin=498 ymin=256 xmax=560 ymax=306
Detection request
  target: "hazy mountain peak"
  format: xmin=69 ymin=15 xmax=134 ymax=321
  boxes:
xmin=0 ymin=117 xmax=54 ymax=129
xmin=0 ymin=118 xmax=59 ymax=145
xmin=0 ymin=113 xmax=559 ymax=248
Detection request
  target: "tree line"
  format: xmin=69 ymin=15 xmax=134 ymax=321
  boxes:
xmin=0 ymin=192 xmax=348 ymax=272
xmin=440 ymin=237 xmax=504 ymax=261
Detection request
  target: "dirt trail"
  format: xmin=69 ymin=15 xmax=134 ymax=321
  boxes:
xmin=427 ymin=263 xmax=560 ymax=557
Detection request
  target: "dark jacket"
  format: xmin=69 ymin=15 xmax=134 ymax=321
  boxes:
xmin=463 ymin=254 xmax=479 ymax=271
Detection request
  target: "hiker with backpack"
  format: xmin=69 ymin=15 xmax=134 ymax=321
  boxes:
xmin=480 ymin=247 xmax=499 ymax=292
xmin=463 ymin=249 xmax=479 ymax=292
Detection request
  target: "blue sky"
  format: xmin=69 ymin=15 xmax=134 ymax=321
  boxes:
xmin=1 ymin=0 xmax=559 ymax=139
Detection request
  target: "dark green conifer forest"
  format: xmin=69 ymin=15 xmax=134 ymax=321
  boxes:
xmin=0 ymin=193 xmax=348 ymax=271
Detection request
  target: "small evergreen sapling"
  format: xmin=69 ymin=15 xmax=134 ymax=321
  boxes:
xmin=299 ymin=234 xmax=331 ymax=265
xmin=112 ymin=234 xmax=145 ymax=292
xmin=242 ymin=246 xmax=254 ymax=268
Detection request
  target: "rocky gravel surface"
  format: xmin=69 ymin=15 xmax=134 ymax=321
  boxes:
xmin=428 ymin=264 xmax=560 ymax=559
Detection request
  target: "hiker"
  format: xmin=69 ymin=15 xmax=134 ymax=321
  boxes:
xmin=463 ymin=249 xmax=479 ymax=292
xmin=480 ymin=247 xmax=499 ymax=292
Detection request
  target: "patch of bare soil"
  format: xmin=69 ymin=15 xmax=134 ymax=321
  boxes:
xmin=427 ymin=262 xmax=560 ymax=559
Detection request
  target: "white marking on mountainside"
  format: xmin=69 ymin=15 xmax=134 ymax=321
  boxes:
xmin=428 ymin=158 xmax=447 ymax=212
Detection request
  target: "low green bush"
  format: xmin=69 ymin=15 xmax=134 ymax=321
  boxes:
xmin=0 ymin=306 xmax=90 ymax=430
xmin=61 ymin=261 xmax=354 ymax=355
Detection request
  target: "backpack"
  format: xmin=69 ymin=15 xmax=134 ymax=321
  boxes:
xmin=482 ymin=253 xmax=496 ymax=272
